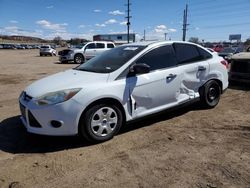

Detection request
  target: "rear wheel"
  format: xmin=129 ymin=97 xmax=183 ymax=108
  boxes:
xmin=79 ymin=104 xmax=123 ymax=143
xmin=74 ymin=54 xmax=84 ymax=64
xmin=200 ymin=80 xmax=221 ymax=108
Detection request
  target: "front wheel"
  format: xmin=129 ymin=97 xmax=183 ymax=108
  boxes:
xmin=74 ymin=54 xmax=84 ymax=64
xmin=200 ymin=80 xmax=221 ymax=108
xmin=79 ymin=104 xmax=123 ymax=143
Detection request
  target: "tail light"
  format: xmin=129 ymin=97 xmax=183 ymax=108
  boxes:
xmin=220 ymin=60 xmax=229 ymax=69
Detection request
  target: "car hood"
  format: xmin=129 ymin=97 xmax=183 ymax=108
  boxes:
xmin=70 ymin=48 xmax=83 ymax=52
xmin=25 ymin=69 xmax=109 ymax=98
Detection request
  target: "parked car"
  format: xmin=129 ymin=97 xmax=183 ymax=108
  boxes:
xmin=218 ymin=47 xmax=243 ymax=60
xmin=16 ymin=44 xmax=25 ymax=49
xmin=19 ymin=41 xmax=228 ymax=142
xmin=206 ymin=48 xmax=218 ymax=55
xmin=58 ymin=41 xmax=115 ymax=64
xmin=213 ymin=44 xmax=223 ymax=52
xmin=40 ymin=45 xmax=56 ymax=56
xmin=229 ymin=52 xmax=250 ymax=83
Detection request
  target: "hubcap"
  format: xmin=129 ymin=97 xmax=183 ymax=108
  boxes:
xmin=90 ymin=107 xmax=118 ymax=137
xmin=208 ymin=87 xmax=217 ymax=101
xmin=75 ymin=56 xmax=82 ymax=63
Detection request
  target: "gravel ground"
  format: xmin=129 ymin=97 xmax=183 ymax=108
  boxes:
xmin=0 ymin=49 xmax=249 ymax=188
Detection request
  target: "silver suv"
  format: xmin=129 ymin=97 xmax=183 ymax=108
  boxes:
xmin=40 ymin=45 xmax=56 ymax=56
xmin=59 ymin=41 xmax=115 ymax=64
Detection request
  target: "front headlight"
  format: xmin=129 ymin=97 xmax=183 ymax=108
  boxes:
xmin=35 ymin=88 xmax=81 ymax=106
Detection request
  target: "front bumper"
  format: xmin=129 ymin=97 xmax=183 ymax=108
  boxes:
xmin=19 ymin=95 xmax=84 ymax=136
xmin=59 ymin=54 xmax=74 ymax=62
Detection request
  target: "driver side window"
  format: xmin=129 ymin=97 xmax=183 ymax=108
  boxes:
xmin=136 ymin=45 xmax=177 ymax=71
xmin=86 ymin=43 xmax=96 ymax=49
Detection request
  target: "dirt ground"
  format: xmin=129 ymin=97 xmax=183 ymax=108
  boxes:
xmin=0 ymin=49 xmax=249 ymax=188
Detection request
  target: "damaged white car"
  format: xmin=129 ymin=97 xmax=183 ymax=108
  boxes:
xmin=19 ymin=41 xmax=228 ymax=142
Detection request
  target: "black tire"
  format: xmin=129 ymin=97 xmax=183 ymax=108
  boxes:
xmin=74 ymin=54 xmax=84 ymax=64
xmin=40 ymin=53 xmax=42 ymax=56
xmin=79 ymin=104 xmax=123 ymax=143
xmin=200 ymin=80 xmax=221 ymax=108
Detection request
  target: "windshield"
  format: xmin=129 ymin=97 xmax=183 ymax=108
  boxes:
xmin=41 ymin=46 xmax=49 ymax=48
xmin=75 ymin=45 xmax=146 ymax=73
xmin=74 ymin=43 xmax=87 ymax=49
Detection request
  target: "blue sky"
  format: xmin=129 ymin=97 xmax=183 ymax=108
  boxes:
xmin=0 ymin=0 xmax=250 ymax=42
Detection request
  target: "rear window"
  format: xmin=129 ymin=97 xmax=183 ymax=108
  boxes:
xmin=197 ymin=47 xmax=212 ymax=60
xmin=41 ymin=46 xmax=49 ymax=48
xmin=96 ymin=43 xmax=105 ymax=49
xmin=173 ymin=43 xmax=201 ymax=64
xmin=107 ymin=43 xmax=115 ymax=48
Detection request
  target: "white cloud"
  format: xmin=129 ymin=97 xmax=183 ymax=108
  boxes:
xmin=95 ymin=23 xmax=106 ymax=27
xmin=93 ymin=9 xmax=101 ymax=13
xmin=9 ymin=20 xmax=18 ymax=24
xmin=36 ymin=20 xmax=68 ymax=32
xmin=195 ymin=27 xmax=200 ymax=30
xmin=120 ymin=21 xmax=127 ymax=26
xmin=105 ymin=19 xmax=117 ymax=24
xmin=2 ymin=26 xmax=43 ymax=38
xmin=154 ymin=25 xmax=167 ymax=33
xmin=46 ymin=5 xmax=54 ymax=9
xmin=109 ymin=10 xmax=125 ymax=15
xmin=4 ymin=26 xmax=19 ymax=31
xmin=168 ymin=28 xmax=177 ymax=32
xmin=78 ymin=25 xmax=85 ymax=28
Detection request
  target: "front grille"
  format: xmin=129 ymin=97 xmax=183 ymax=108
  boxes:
xmin=19 ymin=102 xmax=26 ymax=121
xmin=24 ymin=93 xmax=32 ymax=102
xmin=231 ymin=60 xmax=250 ymax=73
xmin=59 ymin=50 xmax=71 ymax=56
xmin=28 ymin=111 xmax=42 ymax=128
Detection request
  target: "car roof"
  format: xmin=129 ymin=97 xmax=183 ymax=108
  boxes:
xmin=232 ymin=52 xmax=250 ymax=60
xmin=123 ymin=40 xmax=200 ymax=48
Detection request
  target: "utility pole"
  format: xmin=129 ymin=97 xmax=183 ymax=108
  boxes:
xmin=143 ymin=29 xmax=146 ymax=41
xmin=182 ymin=4 xmax=188 ymax=41
xmin=125 ymin=0 xmax=131 ymax=43
xmin=164 ymin=33 xmax=167 ymax=40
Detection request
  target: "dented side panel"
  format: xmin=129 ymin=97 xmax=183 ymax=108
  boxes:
xmin=179 ymin=60 xmax=210 ymax=99
xmin=128 ymin=67 xmax=182 ymax=118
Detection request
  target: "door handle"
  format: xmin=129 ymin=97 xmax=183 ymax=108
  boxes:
xmin=166 ymin=74 xmax=176 ymax=80
xmin=198 ymin=66 xmax=206 ymax=71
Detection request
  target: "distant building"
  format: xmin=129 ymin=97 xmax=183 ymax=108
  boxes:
xmin=93 ymin=33 xmax=136 ymax=45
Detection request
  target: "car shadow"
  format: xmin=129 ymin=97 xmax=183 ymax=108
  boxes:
xmin=0 ymin=116 xmax=90 ymax=154
xmin=229 ymin=82 xmax=250 ymax=91
xmin=119 ymin=101 xmax=203 ymax=134
xmin=0 ymin=101 xmax=204 ymax=154
xmin=53 ymin=62 xmax=78 ymax=65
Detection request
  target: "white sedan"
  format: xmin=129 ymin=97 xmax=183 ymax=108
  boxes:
xmin=19 ymin=41 xmax=228 ymax=142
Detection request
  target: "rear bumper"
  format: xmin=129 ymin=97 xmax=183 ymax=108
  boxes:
xmin=40 ymin=52 xmax=52 ymax=55
xmin=229 ymin=72 xmax=250 ymax=83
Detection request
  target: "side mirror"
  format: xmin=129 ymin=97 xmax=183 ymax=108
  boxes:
xmin=129 ymin=63 xmax=150 ymax=75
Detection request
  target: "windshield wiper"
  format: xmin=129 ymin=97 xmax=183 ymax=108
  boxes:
xmin=75 ymin=68 xmax=99 ymax=73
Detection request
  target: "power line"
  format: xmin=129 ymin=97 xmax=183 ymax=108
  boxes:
xmin=189 ymin=0 xmax=249 ymax=12
xmin=197 ymin=22 xmax=250 ymax=29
